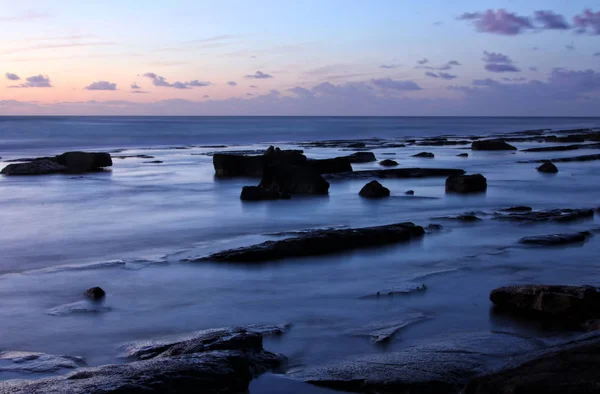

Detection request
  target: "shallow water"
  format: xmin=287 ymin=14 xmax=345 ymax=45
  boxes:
xmin=1 ymin=117 xmax=600 ymax=391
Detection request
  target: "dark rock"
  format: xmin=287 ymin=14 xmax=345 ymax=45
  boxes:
xmin=259 ymin=163 xmax=329 ymax=195
xmin=114 ymin=154 xmax=155 ymax=159
xmin=521 ymin=154 xmax=600 ymax=163
xmin=359 ymin=180 xmax=390 ymax=198
xmin=544 ymin=134 xmax=586 ymax=143
xmin=196 ymin=223 xmax=424 ymax=263
xmin=361 ymin=283 xmax=427 ymax=299
xmin=307 ymin=157 xmax=353 ymax=174
xmin=500 ymin=206 xmax=533 ymax=212
xmin=326 ymin=168 xmax=465 ymax=180
xmin=417 ymin=139 xmax=470 ymax=146
xmin=439 ymin=214 xmax=482 ymax=222
xmin=537 ymin=161 xmax=558 ymax=173
xmin=83 ymin=287 xmax=106 ymax=301
xmin=426 ymin=224 xmax=443 ymax=231
xmin=519 ymin=231 xmax=592 ymax=246
xmin=240 ymin=186 xmax=290 ymax=201
xmin=213 ymin=147 xmax=306 ymax=177
xmin=54 ymin=152 xmax=113 ymax=173
xmin=464 ymin=332 xmax=600 ymax=394
xmin=521 ymin=143 xmax=600 ymax=152
xmin=405 ymin=190 xmax=414 ymax=195
xmin=143 ymin=160 xmax=163 ymax=164
xmin=472 ymin=139 xmax=517 ymax=151
xmin=490 ymin=285 xmax=600 ymax=320
xmin=457 ymin=153 xmax=469 ymax=157
xmin=346 ymin=152 xmax=376 ymax=163
xmin=446 ymin=174 xmax=487 ymax=194
xmin=412 ymin=152 xmax=434 ymax=158
xmin=346 ymin=142 xmax=366 ymax=149
xmin=1 ymin=160 xmax=67 ymax=176
xmin=379 ymin=159 xmax=398 ymax=167
xmin=494 ymin=208 xmax=594 ymax=223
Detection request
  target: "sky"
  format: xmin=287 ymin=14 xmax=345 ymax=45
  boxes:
xmin=1 ymin=0 xmax=600 ymax=116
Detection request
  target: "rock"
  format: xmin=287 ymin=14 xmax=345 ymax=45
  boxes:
xmin=379 ymin=159 xmax=398 ymax=167
xmin=520 ymin=154 xmax=600 ymax=163
xmin=464 ymin=332 xmax=600 ymax=394
xmin=213 ymin=147 xmax=306 ymax=177
xmin=48 ymin=301 xmax=111 ymax=316
xmin=438 ymin=214 xmax=481 ymax=222
xmin=346 ymin=152 xmax=376 ymax=163
xmin=196 ymin=223 xmax=424 ymax=263
xmin=361 ymin=283 xmax=427 ymax=299
xmin=519 ymin=231 xmax=592 ymax=246
xmin=472 ymin=139 xmax=517 ymax=151
xmin=494 ymin=208 xmax=594 ymax=223
xmin=405 ymin=190 xmax=414 ymax=195
xmin=293 ymin=332 xmax=546 ymax=394
xmin=445 ymin=174 xmax=487 ymax=194
xmin=426 ymin=224 xmax=443 ymax=231
xmin=359 ymin=180 xmax=390 ymax=198
xmin=326 ymin=168 xmax=465 ymax=180
xmin=500 ymin=206 xmax=533 ymax=212
xmin=490 ymin=285 xmax=600 ymax=320
xmin=416 ymin=139 xmax=470 ymax=146
xmin=347 ymin=313 xmax=430 ymax=343
xmin=259 ymin=163 xmax=329 ymax=195
xmin=412 ymin=152 xmax=434 ymax=158
xmin=143 ymin=160 xmax=163 ymax=164
xmin=83 ymin=287 xmax=106 ymax=301
xmin=54 ymin=152 xmax=113 ymax=173
xmin=114 ymin=154 xmax=155 ymax=159
xmin=307 ymin=157 xmax=353 ymax=174
xmin=457 ymin=153 xmax=469 ymax=157
xmin=544 ymin=134 xmax=586 ymax=143
xmin=537 ymin=161 xmax=558 ymax=173
xmin=1 ymin=160 xmax=67 ymax=176
xmin=240 ymin=186 xmax=289 ymax=201
xmin=521 ymin=143 xmax=600 ymax=152
xmin=0 ymin=351 xmax=87 ymax=377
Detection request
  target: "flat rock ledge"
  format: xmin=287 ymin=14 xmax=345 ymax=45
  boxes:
xmin=195 ymin=223 xmax=425 ymax=263
xmin=0 ymin=326 xmax=286 ymax=394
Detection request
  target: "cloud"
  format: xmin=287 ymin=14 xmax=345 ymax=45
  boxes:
xmin=417 ymin=58 xmax=429 ymax=65
xmin=530 ymin=67 xmax=539 ymax=72
xmin=485 ymin=64 xmax=521 ymax=73
xmin=5 ymin=73 xmax=20 ymax=81
xmin=10 ymin=74 xmax=52 ymax=88
xmin=417 ymin=60 xmax=461 ymax=71
xmin=227 ymin=81 xmax=237 ymax=86
xmin=131 ymin=90 xmax=148 ymax=94
xmin=0 ymin=10 xmax=48 ymax=22
xmin=0 ymin=42 xmax=116 ymax=55
xmin=380 ymin=64 xmax=401 ymax=69
xmin=142 ymin=72 xmax=211 ymax=89
xmin=426 ymin=72 xmax=457 ymax=80
xmin=595 ymin=52 xmax=600 ymax=57
xmin=131 ymin=82 xmax=141 ymax=89
xmin=249 ymin=85 xmax=258 ymax=88
xmin=482 ymin=51 xmax=512 ymax=64
xmin=566 ymin=44 xmax=576 ymax=51
xmin=457 ymin=9 xmax=533 ymax=35
xmin=482 ymin=51 xmax=521 ymax=73
xmin=371 ymin=78 xmax=422 ymax=91
xmin=534 ymin=10 xmax=570 ymax=29
xmin=185 ymin=35 xmax=237 ymax=44
xmin=244 ymin=71 xmax=273 ymax=79
xmin=85 ymin=81 xmax=117 ymax=91
xmin=289 ymin=86 xmax=314 ymax=98
xmin=573 ymin=9 xmax=600 ymax=35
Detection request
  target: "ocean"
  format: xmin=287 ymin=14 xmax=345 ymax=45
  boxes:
xmin=1 ymin=116 xmax=600 ymax=392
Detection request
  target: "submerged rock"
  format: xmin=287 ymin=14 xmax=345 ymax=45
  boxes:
xmin=0 ymin=351 xmax=87 ymax=376
xmin=494 ymin=208 xmax=594 ymax=223
xmin=445 ymin=174 xmax=487 ymax=194
xmin=83 ymin=287 xmax=106 ymax=301
xmin=326 ymin=168 xmax=465 ymax=180
xmin=490 ymin=285 xmax=600 ymax=320
xmin=347 ymin=313 xmax=430 ymax=344
xmin=472 ymin=139 xmax=517 ymax=151
xmin=437 ymin=214 xmax=482 ymax=222
xmin=521 ymin=153 xmax=600 ymax=163
xmin=379 ymin=159 xmax=398 ymax=167
xmin=196 ymin=223 xmax=425 ymax=263
xmin=537 ymin=161 xmax=558 ymax=173
xmin=522 ymin=142 xmax=600 ymax=152
xmin=457 ymin=153 xmax=469 ymax=157
xmin=359 ymin=180 xmax=390 ymax=198
xmin=240 ymin=186 xmax=289 ymax=201
xmin=500 ymin=206 xmax=533 ymax=212
xmin=361 ymin=283 xmax=427 ymax=299
xmin=519 ymin=231 xmax=592 ymax=246
xmin=412 ymin=152 xmax=434 ymax=158
xmin=346 ymin=152 xmax=376 ymax=163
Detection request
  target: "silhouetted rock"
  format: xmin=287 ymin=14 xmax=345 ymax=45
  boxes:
xmin=405 ymin=190 xmax=414 ymax=195
xmin=426 ymin=224 xmax=443 ymax=231
xmin=494 ymin=208 xmax=594 ymax=223
xmin=472 ymin=139 xmax=517 ymax=151
xmin=346 ymin=152 xmax=376 ymax=163
xmin=240 ymin=186 xmax=290 ymax=201
xmin=446 ymin=174 xmax=487 ymax=193
xmin=544 ymin=134 xmax=586 ymax=143
xmin=308 ymin=157 xmax=353 ymax=174
xmin=1 ymin=160 xmax=67 ymax=176
xmin=83 ymin=287 xmax=106 ymax=301
xmin=326 ymin=168 xmax=465 ymax=180
xmin=359 ymin=180 xmax=390 ymax=198
xmin=457 ymin=153 xmax=469 ymax=157
xmin=144 ymin=160 xmax=163 ymax=164
xmin=114 ymin=154 xmax=155 ymax=159
xmin=501 ymin=206 xmax=533 ymax=212
xmin=260 ymin=163 xmax=329 ymax=195
xmin=520 ymin=154 xmax=600 ymax=163
xmin=537 ymin=161 xmax=558 ymax=173
xmin=439 ymin=214 xmax=482 ymax=222
xmin=213 ymin=147 xmax=306 ymax=177
xmin=379 ymin=159 xmax=398 ymax=167
xmin=412 ymin=152 xmax=434 ymax=158
xmin=196 ymin=223 xmax=424 ymax=263
xmin=519 ymin=231 xmax=592 ymax=246
xmin=2 ymin=152 xmax=112 ymax=176
xmin=522 ymin=143 xmax=600 ymax=152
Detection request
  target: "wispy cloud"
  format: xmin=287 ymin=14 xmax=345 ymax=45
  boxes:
xmin=534 ymin=10 xmax=570 ymax=30
xmin=245 ymin=71 xmax=273 ymax=79
xmin=371 ymin=78 xmax=422 ymax=91
xmin=142 ymin=73 xmax=211 ymax=89
xmin=131 ymin=82 xmax=141 ymax=89
xmin=482 ymin=51 xmax=521 ymax=73
xmin=10 ymin=74 xmax=52 ymax=88
xmin=425 ymin=72 xmax=457 ymax=80
xmin=227 ymin=81 xmax=237 ymax=86
xmin=417 ymin=60 xmax=461 ymax=71
xmin=5 ymin=73 xmax=20 ymax=81
xmin=131 ymin=90 xmax=149 ymax=94
xmin=380 ymin=64 xmax=401 ymax=69
xmin=184 ymin=34 xmax=238 ymax=44
xmin=85 ymin=81 xmax=117 ymax=91
xmin=0 ymin=10 xmax=49 ymax=22
xmin=1 ymin=42 xmax=116 ymax=55
xmin=417 ymin=58 xmax=429 ymax=65
xmin=573 ymin=9 xmax=600 ymax=35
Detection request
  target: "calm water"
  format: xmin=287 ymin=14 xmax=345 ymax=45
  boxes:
xmin=1 ymin=116 xmax=600 ymax=391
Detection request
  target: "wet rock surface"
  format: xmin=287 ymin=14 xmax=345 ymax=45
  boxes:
xmin=213 ymin=147 xmax=306 ymax=177
xmin=445 ymin=174 xmax=487 ymax=194
xmin=494 ymin=208 xmax=594 ymax=223
xmin=500 ymin=206 xmax=533 ymax=212
xmin=0 ymin=351 xmax=87 ymax=377
xmin=308 ymin=157 xmax=353 ymax=174
xmin=346 ymin=313 xmax=431 ymax=344
xmin=2 ymin=152 xmax=112 ymax=176
xmin=519 ymin=231 xmax=592 ymax=246
xmin=195 ymin=223 xmax=425 ymax=263
xmin=436 ymin=214 xmax=482 ymax=222
xmin=259 ymin=163 xmax=330 ymax=195
xmin=359 ymin=180 xmax=390 ymax=198
xmin=360 ymin=283 xmax=427 ymax=299
xmin=326 ymin=168 xmax=465 ymax=180
xmin=472 ymin=139 xmax=517 ymax=151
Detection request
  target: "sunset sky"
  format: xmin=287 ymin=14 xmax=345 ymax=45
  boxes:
xmin=1 ymin=0 xmax=600 ymax=115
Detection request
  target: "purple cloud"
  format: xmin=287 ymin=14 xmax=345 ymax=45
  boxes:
xmin=0 ymin=10 xmax=49 ymax=22
xmin=485 ymin=64 xmax=521 ymax=73
xmin=289 ymin=86 xmax=314 ymax=98
xmin=371 ymin=78 xmax=422 ymax=91
xmin=534 ymin=10 xmax=570 ymax=30
xmin=457 ymin=9 xmax=533 ymax=35
xmin=10 ymin=74 xmax=52 ymax=88
xmin=566 ymin=44 xmax=576 ymax=51
xmin=595 ymin=52 xmax=600 ymax=57
xmin=245 ymin=71 xmax=273 ymax=79
xmin=131 ymin=90 xmax=148 ymax=94
xmin=227 ymin=81 xmax=237 ymax=86
xmin=573 ymin=9 xmax=600 ymax=35
xmin=482 ymin=51 xmax=512 ymax=64
xmin=417 ymin=60 xmax=461 ymax=71
xmin=5 ymin=72 xmax=20 ymax=81
xmin=249 ymin=85 xmax=258 ymax=88
xmin=417 ymin=58 xmax=429 ymax=65
xmin=85 ymin=81 xmax=117 ymax=91
xmin=143 ymin=73 xmax=210 ymax=89
xmin=380 ymin=64 xmax=401 ymax=69
xmin=426 ymin=72 xmax=457 ymax=80
xmin=131 ymin=82 xmax=141 ymax=89
xmin=447 ymin=60 xmax=461 ymax=66
xmin=482 ymin=51 xmax=520 ymax=73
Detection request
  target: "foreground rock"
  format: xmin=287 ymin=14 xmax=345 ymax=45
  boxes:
xmin=495 ymin=208 xmax=594 ymax=223
xmin=346 ymin=152 xmax=376 ymax=163
xmin=1 ymin=152 xmax=112 ymax=176
xmin=519 ymin=231 xmax=592 ymax=246
xmin=2 ymin=326 xmax=285 ymax=394
xmin=293 ymin=331 xmax=546 ymax=394
xmin=490 ymin=285 xmax=600 ymax=320
xmin=537 ymin=161 xmax=558 ymax=173
xmin=0 ymin=351 xmax=87 ymax=377
xmin=472 ymin=139 xmax=517 ymax=151
xmin=196 ymin=223 xmax=424 ymax=262
xmin=457 ymin=153 xmax=469 ymax=157
xmin=213 ymin=147 xmax=306 ymax=177
xmin=359 ymin=180 xmax=390 ymax=198
xmin=240 ymin=186 xmax=290 ymax=201
xmin=326 ymin=168 xmax=465 ymax=180
xmin=445 ymin=174 xmax=487 ymax=193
